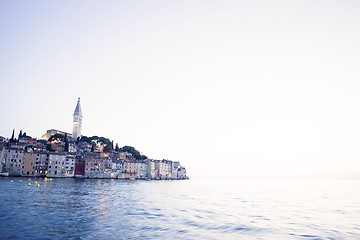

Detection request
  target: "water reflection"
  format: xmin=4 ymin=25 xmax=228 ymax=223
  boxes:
xmin=0 ymin=178 xmax=360 ymax=239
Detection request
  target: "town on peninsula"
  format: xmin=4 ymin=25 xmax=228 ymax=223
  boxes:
xmin=0 ymin=98 xmax=188 ymax=180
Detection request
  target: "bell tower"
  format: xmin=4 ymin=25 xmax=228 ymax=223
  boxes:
xmin=72 ymin=97 xmax=82 ymax=140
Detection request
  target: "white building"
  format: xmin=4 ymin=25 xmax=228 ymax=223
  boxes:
xmin=147 ymin=159 xmax=156 ymax=179
xmin=111 ymin=159 xmax=123 ymax=178
xmin=47 ymin=152 xmax=74 ymax=177
xmin=34 ymin=151 xmax=48 ymax=176
xmin=137 ymin=161 xmax=148 ymax=179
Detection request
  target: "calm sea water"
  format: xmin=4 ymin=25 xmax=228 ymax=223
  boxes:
xmin=0 ymin=177 xmax=359 ymax=239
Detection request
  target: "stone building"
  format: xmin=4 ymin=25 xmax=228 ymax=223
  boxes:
xmin=47 ymin=152 xmax=74 ymax=177
xmin=1 ymin=146 xmax=24 ymax=176
xmin=137 ymin=160 xmax=148 ymax=179
xmin=84 ymin=153 xmax=112 ymax=178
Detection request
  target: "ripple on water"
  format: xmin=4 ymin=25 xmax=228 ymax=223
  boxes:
xmin=0 ymin=178 xmax=360 ymax=239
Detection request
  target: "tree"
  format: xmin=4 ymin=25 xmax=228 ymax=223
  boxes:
xmin=115 ymin=143 xmax=119 ymax=151
xmin=103 ymin=144 xmax=112 ymax=153
xmin=18 ymin=130 xmax=23 ymax=140
xmin=64 ymin=133 xmax=69 ymax=152
xmin=119 ymin=146 xmax=147 ymax=160
xmin=91 ymin=144 xmax=95 ymax=152
xmin=10 ymin=129 xmax=15 ymax=143
xmin=46 ymin=143 xmax=52 ymax=152
xmin=48 ymin=134 xmax=65 ymax=142
xmin=79 ymin=136 xmax=91 ymax=144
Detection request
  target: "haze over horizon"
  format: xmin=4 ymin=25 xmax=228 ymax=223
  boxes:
xmin=1 ymin=0 xmax=360 ymax=178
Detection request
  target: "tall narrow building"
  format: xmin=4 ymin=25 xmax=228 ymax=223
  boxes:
xmin=72 ymin=97 xmax=82 ymax=140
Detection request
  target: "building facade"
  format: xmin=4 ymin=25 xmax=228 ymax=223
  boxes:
xmin=136 ymin=161 xmax=148 ymax=179
xmin=2 ymin=146 xmax=24 ymax=176
xmin=47 ymin=152 xmax=74 ymax=177
xmin=124 ymin=161 xmax=137 ymax=179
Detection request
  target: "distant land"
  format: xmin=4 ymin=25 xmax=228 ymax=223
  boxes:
xmin=0 ymin=98 xmax=187 ymax=180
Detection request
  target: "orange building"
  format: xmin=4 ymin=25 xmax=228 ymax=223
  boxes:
xmin=124 ymin=161 xmax=137 ymax=179
xmin=22 ymin=150 xmax=37 ymax=176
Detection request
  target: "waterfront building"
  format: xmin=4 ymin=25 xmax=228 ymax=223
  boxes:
xmin=35 ymin=151 xmax=48 ymax=176
xmin=84 ymin=153 xmax=111 ymax=178
xmin=136 ymin=161 xmax=148 ymax=179
xmin=163 ymin=160 xmax=173 ymax=179
xmin=155 ymin=160 xmax=172 ymax=179
xmin=22 ymin=149 xmax=37 ymax=176
xmin=47 ymin=152 xmax=74 ymax=177
xmin=172 ymin=161 xmax=180 ymax=179
xmin=154 ymin=160 xmax=160 ymax=178
xmin=64 ymin=153 xmax=76 ymax=177
xmin=123 ymin=161 xmax=137 ymax=179
xmin=74 ymin=158 xmax=85 ymax=177
xmin=111 ymin=159 xmax=123 ymax=178
xmin=2 ymin=146 xmax=24 ymax=176
xmin=0 ymin=143 xmax=4 ymax=172
xmin=21 ymin=149 xmax=48 ymax=177
xmin=72 ymin=97 xmax=82 ymax=140
xmin=46 ymin=152 xmax=66 ymax=177
xmin=177 ymin=166 xmax=187 ymax=179
xmin=147 ymin=159 xmax=156 ymax=179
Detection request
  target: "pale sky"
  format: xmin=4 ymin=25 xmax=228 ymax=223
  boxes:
xmin=1 ymin=0 xmax=360 ymax=178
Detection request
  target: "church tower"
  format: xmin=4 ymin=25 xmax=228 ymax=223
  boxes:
xmin=72 ymin=97 xmax=82 ymax=140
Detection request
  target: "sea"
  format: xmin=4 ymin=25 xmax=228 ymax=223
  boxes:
xmin=0 ymin=177 xmax=359 ymax=240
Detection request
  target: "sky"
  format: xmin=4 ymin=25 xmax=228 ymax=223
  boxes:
xmin=1 ymin=0 xmax=360 ymax=178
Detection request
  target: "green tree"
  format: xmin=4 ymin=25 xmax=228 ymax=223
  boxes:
xmin=64 ymin=133 xmax=69 ymax=152
xmin=79 ymin=136 xmax=91 ymax=144
xmin=119 ymin=146 xmax=147 ymax=160
xmin=10 ymin=129 xmax=15 ymax=142
xmin=46 ymin=143 xmax=52 ymax=151
xmin=48 ymin=134 xmax=65 ymax=142
xmin=115 ymin=143 xmax=119 ymax=151
xmin=103 ymin=144 xmax=112 ymax=153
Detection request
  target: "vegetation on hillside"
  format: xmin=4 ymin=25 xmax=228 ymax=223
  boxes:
xmin=77 ymin=135 xmax=147 ymax=159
